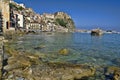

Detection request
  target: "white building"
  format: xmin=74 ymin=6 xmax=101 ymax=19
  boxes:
xmin=26 ymin=23 xmax=41 ymax=30
xmin=43 ymin=13 xmax=54 ymax=19
xmin=10 ymin=0 xmax=25 ymax=8
xmin=18 ymin=4 xmax=25 ymax=8
xmin=17 ymin=14 xmax=24 ymax=28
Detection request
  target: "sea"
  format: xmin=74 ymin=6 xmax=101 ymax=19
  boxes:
xmin=11 ymin=32 xmax=120 ymax=67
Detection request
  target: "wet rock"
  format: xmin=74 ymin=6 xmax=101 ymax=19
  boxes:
xmin=112 ymin=58 xmax=120 ymax=66
xmin=0 ymin=53 xmax=3 ymax=79
xmin=5 ymin=47 xmax=19 ymax=56
xmin=59 ymin=48 xmax=69 ymax=55
xmin=105 ymin=66 xmax=120 ymax=80
xmin=61 ymin=74 xmax=74 ymax=80
xmin=26 ymin=31 xmax=36 ymax=34
xmin=3 ymin=40 xmax=8 ymax=43
xmin=114 ymin=70 xmax=120 ymax=80
xmin=91 ymin=29 xmax=103 ymax=36
xmin=29 ymin=63 xmax=95 ymax=80
xmin=34 ymin=45 xmax=46 ymax=50
xmin=34 ymin=47 xmax=42 ymax=50
xmin=4 ymin=53 xmax=40 ymax=71
xmin=7 ymin=74 xmax=14 ymax=79
xmin=0 ymin=71 xmax=2 ymax=80
xmin=3 ymin=46 xmax=96 ymax=80
xmin=3 ymin=61 xmax=96 ymax=80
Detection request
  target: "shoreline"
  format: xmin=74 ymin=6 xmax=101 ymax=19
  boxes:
xmin=0 ymin=31 xmax=120 ymax=80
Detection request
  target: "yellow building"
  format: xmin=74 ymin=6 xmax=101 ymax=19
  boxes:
xmin=0 ymin=1 xmax=11 ymax=32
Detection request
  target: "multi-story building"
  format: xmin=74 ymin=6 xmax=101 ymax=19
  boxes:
xmin=0 ymin=0 xmax=26 ymax=32
xmin=42 ymin=13 xmax=54 ymax=19
xmin=0 ymin=1 xmax=10 ymax=32
xmin=17 ymin=13 xmax=24 ymax=28
xmin=26 ymin=22 xmax=41 ymax=30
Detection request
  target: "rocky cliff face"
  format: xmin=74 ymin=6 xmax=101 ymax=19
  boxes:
xmin=54 ymin=12 xmax=75 ymax=32
xmin=40 ymin=12 xmax=75 ymax=32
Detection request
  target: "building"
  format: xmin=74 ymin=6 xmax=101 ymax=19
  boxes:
xmin=17 ymin=13 xmax=24 ymax=28
xmin=43 ymin=13 xmax=54 ymax=19
xmin=0 ymin=1 xmax=10 ymax=32
xmin=18 ymin=4 xmax=25 ymax=8
xmin=26 ymin=23 xmax=41 ymax=30
xmin=10 ymin=0 xmax=25 ymax=8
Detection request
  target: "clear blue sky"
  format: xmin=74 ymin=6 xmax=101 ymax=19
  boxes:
xmin=14 ymin=0 xmax=120 ymax=31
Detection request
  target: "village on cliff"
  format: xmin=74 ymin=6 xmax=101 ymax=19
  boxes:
xmin=0 ymin=0 xmax=120 ymax=35
xmin=0 ymin=0 xmax=75 ymax=33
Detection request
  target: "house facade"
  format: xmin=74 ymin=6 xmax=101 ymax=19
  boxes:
xmin=0 ymin=1 xmax=10 ymax=32
xmin=26 ymin=23 xmax=41 ymax=30
xmin=17 ymin=13 xmax=24 ymax=28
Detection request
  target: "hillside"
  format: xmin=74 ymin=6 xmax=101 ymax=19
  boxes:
xmin=9 ymin=1 xmax=76 ymax=32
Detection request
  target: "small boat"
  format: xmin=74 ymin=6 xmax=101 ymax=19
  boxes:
xmin=91 ymin=28 xmax=103 ymax=36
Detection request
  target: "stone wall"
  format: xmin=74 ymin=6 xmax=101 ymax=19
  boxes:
xmin=0 ymin=1 xmax=10 ymax=32
xmin=0 ymin=36 xmax=4 ymax=79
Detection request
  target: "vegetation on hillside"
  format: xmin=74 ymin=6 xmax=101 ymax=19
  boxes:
xmin=55 ymin=18 xmax=67 ymax=27
xmin=9 ymin=3 xmax=24 ymax=11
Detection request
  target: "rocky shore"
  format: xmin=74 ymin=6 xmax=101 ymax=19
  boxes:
xmin=0 ymin=32 xmax=120 ymax=80
xmin=2 ymin=43 xmax=96 ymax=80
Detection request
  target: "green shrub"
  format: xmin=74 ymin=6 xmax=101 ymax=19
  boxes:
xmin=17 ymin=6 xmax=24 ymax=11
xmin=56 ymin=18 xmax=67 ymax=27
xmin=10 ymin=3 xmax=24 ymax=11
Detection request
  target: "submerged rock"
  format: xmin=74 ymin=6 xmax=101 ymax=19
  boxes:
xmin=59 ymin=48 xmax=69 ymax=55
xmin=4 ymin=53 xmax=40 ymax=72
xmin=28 ymin=63 xmax=95 ymax=80
xmin=3 ymin=57 xmax=96 ymax=80
xmin=105 ymin=66 xmax=120 ymax=80
xmin=112 ymin=58 xmax=120 ymax=66
xmin=3 ymin=46 xmax=96 ymax=80
xmin=34 ymin=45 xmax=46 ymax=50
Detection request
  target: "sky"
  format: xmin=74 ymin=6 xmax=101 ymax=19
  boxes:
xmin=14 ymin=0 xmax=120 ymax=31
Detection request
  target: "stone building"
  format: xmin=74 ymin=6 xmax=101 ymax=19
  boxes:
xmin=0 ymin=1 xmax=10 ymax=32
xmin=26 ymin=23 xmax=41 ymax=30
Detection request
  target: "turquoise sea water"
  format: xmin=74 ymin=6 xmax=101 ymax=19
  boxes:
xmin=12 ymin=32 xmax=120 ymax=67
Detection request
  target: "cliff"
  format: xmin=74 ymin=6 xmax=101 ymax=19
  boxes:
xmin=40 ymin=12 xmax=75 ymax=32
xmin=54 ymin=12 xmax=75 ymax=32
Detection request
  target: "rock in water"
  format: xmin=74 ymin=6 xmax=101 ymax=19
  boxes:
xmin=59 ymin=48 xmax=69 ymax=55
xmin=91 ymin=28 xmax=103 ymax=36
xmin=105 ymin=66 xmax=120 ymax=80
xmin=30 ymin=63 xmax=96 ymax=80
